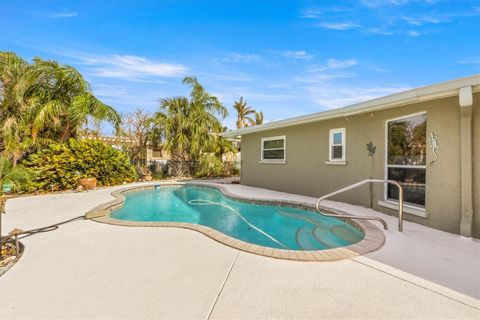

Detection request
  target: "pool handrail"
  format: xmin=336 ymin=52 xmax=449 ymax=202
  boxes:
xmin=315 ymin=179 xmax=404 ymax=232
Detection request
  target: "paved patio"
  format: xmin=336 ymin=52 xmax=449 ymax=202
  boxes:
xmin=0 ymin=182 xmax=478 ymax=319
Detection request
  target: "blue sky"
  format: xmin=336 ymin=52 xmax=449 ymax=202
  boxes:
xmin=1 ymin=0 xmax=479 ymax=131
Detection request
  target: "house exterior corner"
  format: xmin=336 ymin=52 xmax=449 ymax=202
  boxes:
xmin=238 ymin=91 xmax=479 ymax=238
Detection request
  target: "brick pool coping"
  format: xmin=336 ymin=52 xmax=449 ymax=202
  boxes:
xmin=87 ymin=183 xmax=385 ymax=262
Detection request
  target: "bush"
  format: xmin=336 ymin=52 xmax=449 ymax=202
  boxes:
xmin=148 ymin=162 xmax=166 ymax=180
xmin=21 ymin=139 xmax=137 ymax=191
xmin=194 ymin=154 xmax=224 ymax=178
xmin=0 ymin=157 xmax=31 ymax=193
xmin=222 ymin=161 xmax=240 ymax=177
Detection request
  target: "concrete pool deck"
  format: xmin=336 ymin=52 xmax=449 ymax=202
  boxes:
xmin=0 ymin=181 xmax=479 ymax=319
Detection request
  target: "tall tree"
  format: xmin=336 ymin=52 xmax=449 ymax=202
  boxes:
xmin=233 ymin=97 xmax=255 ymax=129
xmin=0 ymin=52 xmax=122 ymax=164
xmin=25 ymin=58 xmax=121 ymax=142
xmin=254 ymin=111 xmax=264 ymax=125
xmin=154 ymin=76 xmax=228 ymax=161
xmin=0 ymin=52 xmax=32 ymax=164
xmin=118 ymin=108 xmax=155 ymax=164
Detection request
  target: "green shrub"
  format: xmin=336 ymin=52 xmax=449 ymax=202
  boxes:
xmin=0 ymin=157 xmax=31 ymax=193
xmin=194 ymin=154 xmax=224 ymax=178
xmin=21 ymin=139 xmax=137 ymax=191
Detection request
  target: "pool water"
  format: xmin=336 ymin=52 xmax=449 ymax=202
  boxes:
xmin=111 ymin=185 xmax=365 ymax=250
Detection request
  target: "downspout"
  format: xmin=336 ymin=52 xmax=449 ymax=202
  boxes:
xmin=459 ymin=86 xmax=474 ymax=237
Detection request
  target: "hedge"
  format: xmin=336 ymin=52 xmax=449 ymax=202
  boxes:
xmin=21 ymin=139 xmax=137 ymax=191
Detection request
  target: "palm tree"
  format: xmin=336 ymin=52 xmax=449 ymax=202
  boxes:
xmin=254 ymin=111 xmax=264 ymax=125
xmin=25 ymin=58 xmax=121 ymax=142
xmin=233 ymin=97 xmax=255 ymax=129
xmin=0 ymin=52 xmax=32 ymax=165
xmin=212 ymin=136 xmax=235 ymax=158
xmin=155 ymin=76 xmax=228 ymax=162
xmin=0 ymin=52 xmax=122 ymax=164
xmin=182 ymin=76 xmax=228 ymax=119
xmin=212 ymin=126 xmax=236 ymax=158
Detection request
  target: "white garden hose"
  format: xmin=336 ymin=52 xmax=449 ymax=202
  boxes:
xmin=187 ymin=199 xmax=289 ymax=249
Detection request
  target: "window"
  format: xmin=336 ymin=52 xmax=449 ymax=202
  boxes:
xmin=152 ymin=149 xmax=162 ymax=158
xmin=329 ymin=128 xmax=346 ymax=162
xmin=261 ymin=136 xmax=286 ymax=163
xmin=385 ymin=113 xmax=427 ymax=207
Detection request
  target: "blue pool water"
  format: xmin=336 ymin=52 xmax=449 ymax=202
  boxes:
xmin=111 ymin=185 xmax=364 ymax=250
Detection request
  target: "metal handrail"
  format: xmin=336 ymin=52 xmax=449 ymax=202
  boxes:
xmin=315 ymin=179 xmax=404 ymax=232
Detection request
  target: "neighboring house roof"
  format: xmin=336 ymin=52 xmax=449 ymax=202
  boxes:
xmin=223 ymin=74 xmax=480 ymax=138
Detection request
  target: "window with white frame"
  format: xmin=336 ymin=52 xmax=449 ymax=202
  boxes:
xmin=261 ymin=136 xmax=286 ymax=162
xmin=386 ymin=112 xmax=427 ymax=207
xmin=329 ymin=128 xmax=346 ymax=162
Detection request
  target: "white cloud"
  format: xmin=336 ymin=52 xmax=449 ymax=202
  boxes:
xmin=306 ymin=58 xmax=357 ymax=73
xmin=369 ymin=28 xmax=395 ymax=35
xmin=300 ymin=9 xmax=322 ymax=19
xmin=243 ymin=92 xmax=296 ymax=101
xmin=200 ymin=72 xmax=253 ymax=82
xmin=283 ymin=51 xmax=314 ymax=60
xmin=326 ymin=58 xmax=357 ymax=69
xmin=48 ymin=10 xmax=78 ymax=18
xmin=6 ymin=44 xmax=187 ymax=80
xmin=91 ymin=84 xmax=128 ymax=97
xmin=77 ymin=54 xmax=187 ymax=79
xmin=295 ymin=74 xmax=351 ymax=83
xmin=89 ymin=83 xmax=165 ymax=108
xmin=401 ymin=15 xmax=446 ymax=26
xmin=361 ymin=0 xmax=409 ymax=7
xmin=213 ymin=88 xmax=295 ymax=105
xmin=458 ymin=55 xmax=480 ymax=65
xmin=267 ymin=83 xmax=291 ymax=89
xmin=222 ymin=53 xmax=262 ymax=63
xmin=318 ymin=22 xmax=361 ymax=30
xmin=300 ymin=6 xmax=348 ymax=19
xmin=307 ymin=84 xmax=411 ymax=109
xmin=405 ymin=30 xmax=421 ymax=37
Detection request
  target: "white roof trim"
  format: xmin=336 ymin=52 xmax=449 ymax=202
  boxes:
xmin=223 ymin=74 xmax=480 ymax=138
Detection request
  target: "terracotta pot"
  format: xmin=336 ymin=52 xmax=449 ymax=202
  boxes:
xmin=79 ymin=177 xmax=97 ymax=190
xmin=143 ymin=174 xmax=153 ymax=181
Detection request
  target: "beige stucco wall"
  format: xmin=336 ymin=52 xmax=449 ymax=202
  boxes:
xmin=240 ymin=93 xmax=479 ymax=237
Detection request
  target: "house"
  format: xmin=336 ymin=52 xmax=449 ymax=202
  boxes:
xmin=82 ymin=135 xmax=171 ymax=165
xmin=223 ymin=75 xmax=480 ymax=238
xmin=140 ymin=147 xmax=171 ymax=165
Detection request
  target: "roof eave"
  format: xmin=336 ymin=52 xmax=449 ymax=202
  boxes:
xmin=222 ymin=74 xmax=480 ymax=138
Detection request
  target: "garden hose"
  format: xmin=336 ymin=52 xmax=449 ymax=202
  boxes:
xmin=2 ymin=211 xmax=106 ymax=242
xmin=15 ymin=215 xmax=86 ymax=239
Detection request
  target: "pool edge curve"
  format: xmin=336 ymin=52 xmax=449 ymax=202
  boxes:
xmin=86 ymin=182 xmax=385 ymax=262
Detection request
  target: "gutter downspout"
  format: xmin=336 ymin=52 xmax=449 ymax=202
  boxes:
xmin=459 ymin=86 xmax=474 ymax=237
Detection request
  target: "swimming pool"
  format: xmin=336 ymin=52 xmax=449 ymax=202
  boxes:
xmin=111 ymin=185 xmax=365 ymax=251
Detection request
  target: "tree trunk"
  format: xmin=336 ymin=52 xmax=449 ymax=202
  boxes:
xmin=31 ymin=127 xmax=38 ymax=141
xmin=59 ymin=124 xmax=71 ymax=143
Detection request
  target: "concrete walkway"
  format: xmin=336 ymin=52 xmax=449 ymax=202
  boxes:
xmin=0 ymin=182 xmax=478 ymax=319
